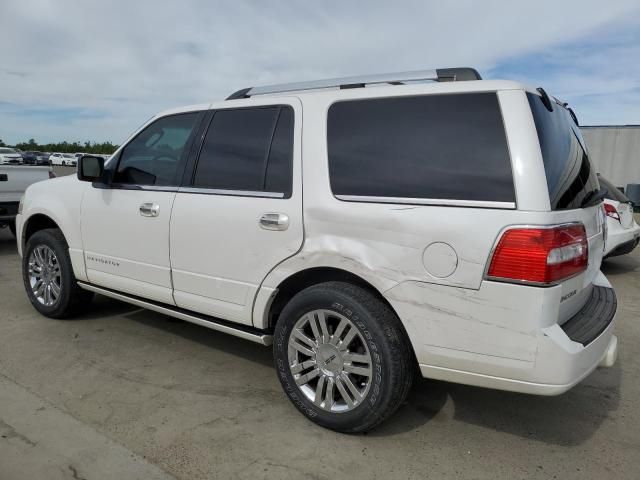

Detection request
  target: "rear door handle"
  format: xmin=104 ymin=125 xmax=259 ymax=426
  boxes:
xmin=139 ymin=202 xmax=160 ymax=217
xmin=259 ymin=213 xmax=289 ymax=231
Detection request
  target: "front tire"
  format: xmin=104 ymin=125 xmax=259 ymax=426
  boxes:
xmin=22 ymin=228 xmax=93 ymax=318
xmin=274 ymin=281 xmax=414 ymax=433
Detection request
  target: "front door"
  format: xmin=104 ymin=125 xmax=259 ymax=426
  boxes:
xmin=81 ymin=110 xmax=203 ymax=304
xmin=170 ymin=99 xmax=303 ymax=325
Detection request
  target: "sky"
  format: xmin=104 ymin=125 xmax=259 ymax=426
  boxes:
xmin=1 ymin=0 xmax=639 ymax=145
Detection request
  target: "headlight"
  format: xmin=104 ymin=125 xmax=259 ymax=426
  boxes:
xmin=18 ymin=195 xmax=24 ymax=215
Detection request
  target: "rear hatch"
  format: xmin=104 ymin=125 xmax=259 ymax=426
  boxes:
xmin=527 ymin=92 xmax=606 ymax=323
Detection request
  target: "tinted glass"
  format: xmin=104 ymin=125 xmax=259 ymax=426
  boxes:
xmin=265 ymin=108 xmax=294 ymax=195
xmin=114 ymin=112 xmax=199 ymax=186
xmin=194 ymin=106 xmax=293 ymax=195
xmin=327 ymin=93 xmax=514 ymax=202
xmin=598 ymin=175 xmax=630 ymax=203
xmin=527 ymin=93 xmax=600 ymax=210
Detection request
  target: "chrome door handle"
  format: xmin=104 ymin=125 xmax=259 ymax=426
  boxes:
xmin=139 ymin=202 xmax=160 ymax=217
xmin=259 ymin=213 xmax=289 ymax=231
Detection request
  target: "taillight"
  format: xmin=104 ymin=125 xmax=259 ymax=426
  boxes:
xmin=603 ymin=203 xmax=620 ymax=222
xmin=487 ymin=224 xmax=588 ymax=285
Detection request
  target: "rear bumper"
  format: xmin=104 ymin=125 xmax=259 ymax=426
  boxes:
xmin=419 ymin=332 xmax=618 ymax=395
xmin=605 ymin=223 xmax=640 ymax=257
xmin=386 ymin=277 xmax=618 ymax=396
xmin=605 ymin=236 xmax=640 ymax=258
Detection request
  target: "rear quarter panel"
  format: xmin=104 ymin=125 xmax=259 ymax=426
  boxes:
xmin=255 ymin=85 xmax=577 ymax=328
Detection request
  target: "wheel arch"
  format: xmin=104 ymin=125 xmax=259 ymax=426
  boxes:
xmin=263 ymin=266 xmax=403 ymax=333
xmin=22 ymin=213 xmax=62 ymax=247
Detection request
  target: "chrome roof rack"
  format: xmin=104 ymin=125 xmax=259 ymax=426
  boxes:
xmin=226 ymin=67 xmax=481 ymax=100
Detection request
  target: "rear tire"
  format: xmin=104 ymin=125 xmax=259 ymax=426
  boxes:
xmin=22 ymin=228 xmax=93 ymax=318
xmin=273 ymin=281 xmax=414 ymax=433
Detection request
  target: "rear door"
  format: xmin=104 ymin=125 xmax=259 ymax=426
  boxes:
xmin=170 ymin=98 xmax=303 ymax=326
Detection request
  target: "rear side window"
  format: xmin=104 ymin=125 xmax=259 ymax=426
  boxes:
xmin=193 ymin=106 xmax=293 ymax=197
xmin=327 ymin=93 xmax=515 ymax=203
xmin=527 ymin=93 xmax=599 ymax=210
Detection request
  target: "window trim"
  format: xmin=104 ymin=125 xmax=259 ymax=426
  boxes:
xmin=104 ymin=111 xmax=205 ymax=190
xmin=178 ymin=187 xmax=284 ymax=198
xmin=325 ymin=91 xmax=516 ymax=209
xmin=335 ymin=195 xmax=515 ymax=209
xmin=187 ymin=104 xmax=295 ymax=199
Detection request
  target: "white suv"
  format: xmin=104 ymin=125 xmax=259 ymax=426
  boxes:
xmin=15 ymin=68 xmax=618 ymax=432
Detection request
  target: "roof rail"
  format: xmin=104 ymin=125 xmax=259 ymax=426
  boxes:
xmin=226 ymin=67 xmax=481 ymax=100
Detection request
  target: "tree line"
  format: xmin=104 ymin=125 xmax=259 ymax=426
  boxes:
xmin=0 ymin=138 xmax=118 ymax=154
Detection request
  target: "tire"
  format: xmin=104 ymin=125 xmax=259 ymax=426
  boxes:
xmin=22 ymin=228 xmax=93 ymax=318
xmin=8 ymin=220 xmax=16 ymax=237
xmin=274 ymin=281 xmax=414 ymax=433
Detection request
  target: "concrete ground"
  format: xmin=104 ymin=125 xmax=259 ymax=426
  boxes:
xmin=1 ymin=226 xmax=639 ymax=480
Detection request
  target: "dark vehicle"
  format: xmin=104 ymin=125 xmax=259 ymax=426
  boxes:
xmin=22 ymin=151 xmax=51 ymax=166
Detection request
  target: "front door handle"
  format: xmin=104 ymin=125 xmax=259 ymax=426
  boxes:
xmin=259 ymin=212 xmax=289 ymax=231
xmin=139 ymin=202 xmax=160 ymax=217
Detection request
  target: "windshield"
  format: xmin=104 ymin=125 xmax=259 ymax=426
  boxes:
xmin=0 ymin=148 xmax=16 ymax=154
xmin=527 ymin=93 xmax=600 ymax=210
xmin=598 ymin=174 xmax=630 ymax=203
xmin=63 ymin=153 xmax=74 ymax=158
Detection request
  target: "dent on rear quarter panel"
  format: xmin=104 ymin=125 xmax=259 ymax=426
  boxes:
xmin=256 ymin=88 xmax=559 ymax=330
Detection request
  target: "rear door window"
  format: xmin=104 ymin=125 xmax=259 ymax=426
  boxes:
xmin=327 ymin=92 xmax=515 ymax=203
xmin=192 ymin=106 xmax=293 ymax=197
xmin=527 ymin=93 xmax=600 ymax=210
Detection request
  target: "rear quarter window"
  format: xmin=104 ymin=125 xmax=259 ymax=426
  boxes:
xmin=327 ymin=92 xmax=515 ymax=203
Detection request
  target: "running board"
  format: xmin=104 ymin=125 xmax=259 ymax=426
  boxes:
xmin=77 ymin=282 xmax=273 ymax=346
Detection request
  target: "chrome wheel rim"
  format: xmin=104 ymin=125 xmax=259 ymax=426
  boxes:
xmin=288 ymin=309 xmax=373 ymax=413
xmin=28 ymin=245 xmax=62 ymax=307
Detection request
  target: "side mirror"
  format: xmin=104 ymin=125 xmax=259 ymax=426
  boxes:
xmin=77 ymin=155 xmax=105 ymax=183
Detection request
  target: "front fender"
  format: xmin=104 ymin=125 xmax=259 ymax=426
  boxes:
xmin=21 ymin=176 xmax=89 ymax=281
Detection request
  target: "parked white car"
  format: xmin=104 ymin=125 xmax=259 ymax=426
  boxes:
xmin=15 ymin=68 xmax=617 ymax=432
xmin=1 ymin=165 xmax=53 ymax=235
xmin=0 ymin=147 xmax=23 ymax=165
xmin=598 ymin=175 xmax=640 ymax=257
xmin=49 ymin=153 xmax=77 ymax=166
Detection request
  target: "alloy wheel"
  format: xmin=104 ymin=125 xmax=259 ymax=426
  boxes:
xmin=287 ymin=309 xmax=373 ymax=413
xmin=28 ymin=245 xmax=62 ymax=307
